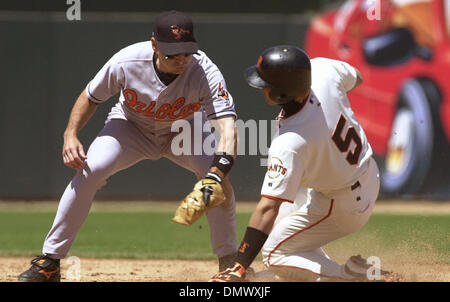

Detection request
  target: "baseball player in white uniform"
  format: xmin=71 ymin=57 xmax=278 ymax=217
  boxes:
xmin=210 ymin=45 xmax=403 ymax=282
xmin=18 ymin=11 xmax=239 ymax=282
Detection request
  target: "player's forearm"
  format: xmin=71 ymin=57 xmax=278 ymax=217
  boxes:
xmin=64 ymin=89 xmax=98 ymax=137
xmin=248 ymin=197 xmax=282 ymax=234
xmin=232 ymin=197 xmax=281 ymax=270
xmin=206 ymin=117 xmax=238 ymax=181
xmin=214 ymin=117 xmax=238 ymax=157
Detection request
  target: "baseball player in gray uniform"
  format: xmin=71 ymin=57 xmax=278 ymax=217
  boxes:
xmin=210 ymin=45 xmax=403 ymax=282
xmin=18 ymin=11 xmax=238 ymax=282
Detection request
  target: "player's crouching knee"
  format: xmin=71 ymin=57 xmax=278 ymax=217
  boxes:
xmin=260 ymin=250 xmax=288 ymax=281
xmin=261 ymin=246 xmax=274 ymax=268
xmin=73 ymin=163 xmax=112 ymax=190
xmin=261 ymin=251 xmax=318 ymax=282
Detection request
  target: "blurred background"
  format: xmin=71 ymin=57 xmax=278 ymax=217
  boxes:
xmin=1 ymin=0 xmax=449 ymax=201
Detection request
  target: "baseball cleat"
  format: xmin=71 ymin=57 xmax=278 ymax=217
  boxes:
xmin=381 ymin=272 xmax=405 ymax=282
xmin=18 ymin=255 xmax=61 ymax=282
xmin=209 ymin=262 xmax=247 ymax=282
xmin=218 ymin=252 xmax=237 ymax=272
xmin=344 ymin=255 xmax=405 ymax=282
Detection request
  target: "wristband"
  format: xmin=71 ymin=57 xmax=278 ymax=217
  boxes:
xmin=236 ymin=227 xmax=269 ymax=269
xmin=211 ymin=153 xmax=235 ymax=176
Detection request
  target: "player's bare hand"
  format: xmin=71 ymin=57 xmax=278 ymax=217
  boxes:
xmin=62 ymin=136 xmax=87 ymax=170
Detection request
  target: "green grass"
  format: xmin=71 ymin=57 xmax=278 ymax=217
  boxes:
xmin=0 ymin=210 xmax=251 ymax=260
xmin=0 ymin=206 xmax=448 ymax=264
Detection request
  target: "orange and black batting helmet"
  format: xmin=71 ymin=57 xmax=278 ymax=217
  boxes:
xmin=245 ymin=45 xmax=311 ymax=104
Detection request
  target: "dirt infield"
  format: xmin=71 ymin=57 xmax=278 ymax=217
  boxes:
xmin=1 ymin=257 xmax=268 ymax=282
xmin=2 ymin=256 xmax=449 ymax=282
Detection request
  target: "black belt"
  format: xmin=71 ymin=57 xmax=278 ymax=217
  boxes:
xmin=351 ymin=181 xmax=361 ymax=191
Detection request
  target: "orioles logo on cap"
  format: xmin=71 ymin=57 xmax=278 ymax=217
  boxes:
xmin=170 ymin=25 xmax=191 ymax=40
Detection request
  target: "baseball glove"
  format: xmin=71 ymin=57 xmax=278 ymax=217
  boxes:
xmin=171 ymin=178 xmax=225 ymax=226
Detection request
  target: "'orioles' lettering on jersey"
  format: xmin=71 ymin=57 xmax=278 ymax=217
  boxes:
xmin=123 ymin=89 xmax=202 ymax=121
xmin=261 ymin=58 xmax=373 ymax=202
xmin=85 ymin=41 xmax=236 ymax=132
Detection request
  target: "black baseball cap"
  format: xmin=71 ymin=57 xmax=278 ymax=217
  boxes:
xmin=153 ymin=11 xmax=199 ymax=55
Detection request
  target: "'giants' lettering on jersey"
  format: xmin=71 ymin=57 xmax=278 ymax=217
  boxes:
xmin=123 ymin=89 xmax=202 ymax=122
xmin=267 ymin=157 xmax=288 ymax=179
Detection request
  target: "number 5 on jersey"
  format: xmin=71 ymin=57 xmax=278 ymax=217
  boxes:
xmin=332 ymin=114 xmax=362 ymax=165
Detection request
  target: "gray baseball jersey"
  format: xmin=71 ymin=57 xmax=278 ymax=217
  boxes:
xmin=86 ymin=41 xmax=237 ymax=134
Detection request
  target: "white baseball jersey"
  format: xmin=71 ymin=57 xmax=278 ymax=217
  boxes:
xmin=85 ymin=41 xmax=236 ymax=135
xmin=261 ymin=57 xmax=373 ymax=202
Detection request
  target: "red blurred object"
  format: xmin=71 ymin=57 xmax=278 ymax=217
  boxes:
xmin=305 ymin=0 xmax=450 ymax=195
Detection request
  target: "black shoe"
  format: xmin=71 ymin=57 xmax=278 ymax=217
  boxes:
xmin=18 ymin=255 xmax=61 ymax=282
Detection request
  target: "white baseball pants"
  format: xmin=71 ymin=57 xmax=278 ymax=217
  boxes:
xmin=262 ymin=157 xmax=380 ymax=281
